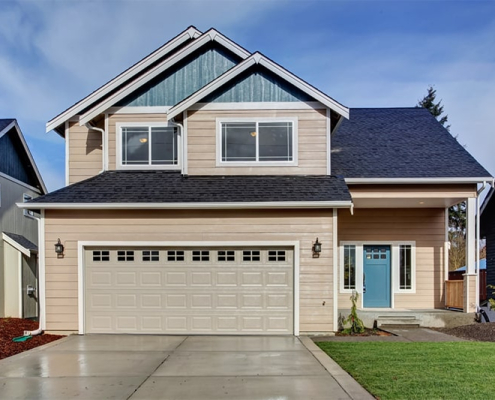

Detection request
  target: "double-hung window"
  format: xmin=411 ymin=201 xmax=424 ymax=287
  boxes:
xmin=217 ymin=118 xmax=297 ymax=166
xmin=119 ymin=124 xmax=179 ymax=168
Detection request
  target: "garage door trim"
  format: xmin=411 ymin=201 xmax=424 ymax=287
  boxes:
xmin=78 ymin=240 xmax=300 ymax=335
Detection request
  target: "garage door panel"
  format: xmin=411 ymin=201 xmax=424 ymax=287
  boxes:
xmin=85 ymin=248 xmax=293 ymax=334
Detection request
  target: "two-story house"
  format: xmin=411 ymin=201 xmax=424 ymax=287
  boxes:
xmin=22 ymin=27 xmax=492 ymax=335
xmin=1 ymin=119 xmax=46 ymax=319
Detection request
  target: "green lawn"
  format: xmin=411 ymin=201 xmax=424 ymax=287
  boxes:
xmin=317 ymin=341 xmax=495 ymax=400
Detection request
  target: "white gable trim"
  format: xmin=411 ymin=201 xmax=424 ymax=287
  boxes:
xmin=0 ymin=121 xmax=47 ymax=194
xmin=78 ymin=29 xmax=251 ymax=127
xmin=46 ymin=26 xmax=202 ymax=133
xmin=167 ymin=52 xmax=349 ymax=121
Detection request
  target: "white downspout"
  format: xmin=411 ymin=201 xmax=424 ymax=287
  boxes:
xmin=476 ymin=181 xmax=487 ymax=309
xmin=24 ymin=212 xmax=43 ymax=337
xmin=174 ymin=122 xmax=185 ymax=175
xmin=85 ymin=123 xmax=105 ymax=173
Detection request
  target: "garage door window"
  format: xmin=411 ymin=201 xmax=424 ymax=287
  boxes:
xmin=167 ymin=250 xmax=185 ymax=261
xmin=92 ymin=250 xmax=110 ymax=262
xmin=192 ymin=250 xmax=210 ymax=261
xmin=243 ymin=250 xmax=261 ymax=261
xmin=218 ymin=250 xmax=235 ymax=261
xmin=142 ymin=250 xmax=159 ymax=262
xmin=268 ymin=250 xmax=286 ymax=261
xmin=117 ymin=250 xmax=135 ymax=261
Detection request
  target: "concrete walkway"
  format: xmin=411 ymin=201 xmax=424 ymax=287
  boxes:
xmin=313 ymin=327 xmax=465 ymax=343
xmin=0 ymin=335 xmax=373 ymax=400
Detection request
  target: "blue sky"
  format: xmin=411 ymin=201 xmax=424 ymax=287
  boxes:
xmin=1 ymin=0 xmax=494 ymax=191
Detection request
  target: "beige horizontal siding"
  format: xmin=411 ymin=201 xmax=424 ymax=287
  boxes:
xmin=44 ymin=209 xmax=334 ymax=334
xmin=68 ymin=121 xmax=103 ymax=184
xmin=186 ymin=109 xmax=328 ymax=175
xmin=337 ymin=208 xmax=446 ymax=310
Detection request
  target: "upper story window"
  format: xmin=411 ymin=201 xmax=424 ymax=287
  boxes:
xmin=217 ymin=118 xmax=297 ymax=167
xmin=118 ymin=123 xmax=180 ymax=169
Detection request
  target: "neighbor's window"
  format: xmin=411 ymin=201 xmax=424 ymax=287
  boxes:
xmin=23 ymin=193 xmax=34 ymax=217
xmin=121 ymin=126 xmax=178 ymax=166
xmin=399 ymin=245 xmax=412 ymax=290
xmin=343 ymin=245 xmax=356 ymax=290
xmin=220 ymin=121 xmax=293 ymax=163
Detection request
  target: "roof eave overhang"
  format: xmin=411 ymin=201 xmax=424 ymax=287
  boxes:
xmin=345 ymin=177 xmax=494 ymax=185
xmin=17 ymin=200 xmax=353 ymax=210
xmin=2 ymin=233 xmax=36 ymax=257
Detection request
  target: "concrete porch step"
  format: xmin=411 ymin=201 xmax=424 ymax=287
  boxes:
xmin=376 ymin=316 xmax=420 ymax=328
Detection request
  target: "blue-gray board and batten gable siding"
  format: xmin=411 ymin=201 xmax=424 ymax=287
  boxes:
xmin=117 ymin=44 xmax=312 ymax=107
xmin=204 ymin=66 xmax=313 ymax=103
xmin=117 ymin=43 xmax=240 ymax=107
xmin=0 ymin=126 xmax=40 ymax=189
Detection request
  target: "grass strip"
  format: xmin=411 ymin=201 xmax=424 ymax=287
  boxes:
xmin=317 ymin=341 xmax=495 ymax=400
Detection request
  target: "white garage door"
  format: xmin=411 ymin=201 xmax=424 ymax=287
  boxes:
xmin=84 ymin=247 xmax=293 ymax=334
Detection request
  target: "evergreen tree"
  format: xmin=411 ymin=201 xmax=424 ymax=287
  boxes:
xmin=418 ymin=86 xmax=450 ymax=131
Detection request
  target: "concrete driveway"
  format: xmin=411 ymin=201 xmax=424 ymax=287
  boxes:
xmin=0 ymin=335 xmax=371 ymax=399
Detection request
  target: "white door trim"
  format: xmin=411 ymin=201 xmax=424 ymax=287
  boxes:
xmin=78 ymin=240 xmax=300 ymax=335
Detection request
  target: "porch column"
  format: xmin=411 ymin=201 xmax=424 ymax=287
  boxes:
xmin=463 ymin=197 xmax=477 ymax=313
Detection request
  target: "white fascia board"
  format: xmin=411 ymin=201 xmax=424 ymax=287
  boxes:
xmin=2 ymin=233 xmax=32 ymax=257
xmin=79 ymin=29 xmax=251 ymax=127
xmin=17 ymin=201 xmax=353 ymax=210
xmin=345 ymin=177 xmax=494 ymax=185
xmin=167 ymin=56 xmax=258 ymax=120
xmin=258 ymin=57 xmax=349 ymax=119
xmin=46 ymin=26 xmax=202 ymax=133
xmin=1 ymin=121 xmax=47 ymax=194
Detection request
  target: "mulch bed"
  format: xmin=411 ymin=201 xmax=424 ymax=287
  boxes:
xmin=435 ymin=322 xmax=495 ymax=342
xmin=0 ymin=318 xmax=64 ymax=360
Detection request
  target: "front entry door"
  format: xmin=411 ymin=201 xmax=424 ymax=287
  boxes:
xmin=363 ymin=245 xmax=391 ymax=308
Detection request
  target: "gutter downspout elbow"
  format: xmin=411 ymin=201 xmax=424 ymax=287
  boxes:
xmin=85 ymin=123 xmax=105 ymax=173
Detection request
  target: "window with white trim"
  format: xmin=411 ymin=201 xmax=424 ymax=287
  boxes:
xmin=399 ymin=245 xmax=412 ymax=290
xmin=120 ymin=125 xmax=179 ymax=167
xmin=218 ymin=119 xmax=296 ymax=165
xmin=343 ymin=245 xmax=356 ymax=290
xmin=23 ymin=193 xmax=34 ymax=217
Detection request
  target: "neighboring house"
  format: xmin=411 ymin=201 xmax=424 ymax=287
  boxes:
xmin=481 ymin=188 xmax=495 ymax=298
xmin=22 ymin=27 xmax=493 ymax=335
xmin=0 ymin=119 xmax=47 ymax=319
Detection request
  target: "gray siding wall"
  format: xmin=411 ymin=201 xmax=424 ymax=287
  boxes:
xmin=0 ymin=175 xmax=40 ymax=317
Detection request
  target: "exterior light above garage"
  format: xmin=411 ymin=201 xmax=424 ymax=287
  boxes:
xmin=312 ymin=238 xmax=322 ymax=257
xmin=54 ymin=238 xmax=64 ymax=255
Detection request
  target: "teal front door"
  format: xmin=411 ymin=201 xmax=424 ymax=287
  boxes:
xmin=363 ymin=245 xmax=391 ymax=308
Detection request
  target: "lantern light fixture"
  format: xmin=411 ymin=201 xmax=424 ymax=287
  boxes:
xmin=312 ymin=238 xmax=322 ymax=257
xmin=54 ymin=238 xmax=64 ymax=255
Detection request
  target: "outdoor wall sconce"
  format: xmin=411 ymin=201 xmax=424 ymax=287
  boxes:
xmin=312 ymin=238 xmax=322 ymax=258
xmin=54 ymin=238 xmax=64 ymax=256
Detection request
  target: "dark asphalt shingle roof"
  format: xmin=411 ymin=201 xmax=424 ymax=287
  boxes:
xmin=28 ymin=171 xmax=351 ymax=204
xmin=331 ymin=108 xmax=492 ymax=179
xmin=3 ymin=232 xmax=38 ymax=252
xmin=0 ymin=119 xmax=15 ymax=132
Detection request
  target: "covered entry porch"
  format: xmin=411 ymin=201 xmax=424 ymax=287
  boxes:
xmin=338 ymin=182 xmax=483 ymax=316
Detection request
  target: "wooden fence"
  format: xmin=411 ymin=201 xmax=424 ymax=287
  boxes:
xmin=445 ymin=280 xmax=464 ymax=309
xmin=448 ymin=270 xmax=487 ymax=302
